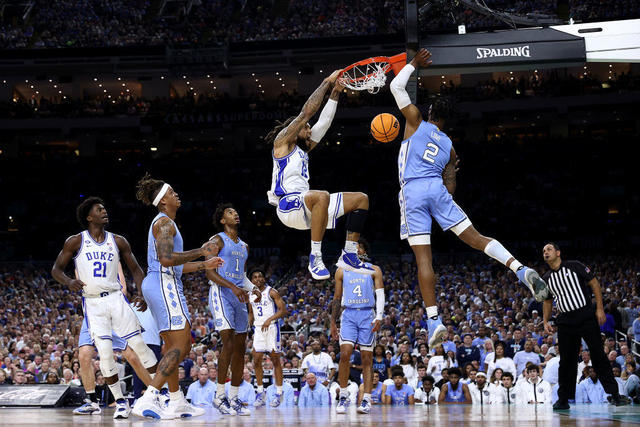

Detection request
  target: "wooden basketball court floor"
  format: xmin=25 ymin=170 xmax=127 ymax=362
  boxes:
xmin=1 ymin=404 xmax=639 ymax=426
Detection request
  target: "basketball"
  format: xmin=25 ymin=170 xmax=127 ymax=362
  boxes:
xmin=371 ymin=113 xmax=400 ymax=143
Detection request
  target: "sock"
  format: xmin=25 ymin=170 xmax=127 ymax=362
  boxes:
xmin=217 ymin=382 xmax=226 ymax=397
xmin=86 ymin=391 xmax=97 ymax=403
xmin=257 ymin=385 xmax=264 ymax=394
xmin=484 ymin=240 xmax=522 ymax=273
xmin=340 ymin=387 xmax=349 ymax=397
xmin=346 ymin=209 xmax=368 ymax=234
xmin=311 ymin=240 xmax=322 ymax=256
xmin=276 ymin=385 xmax=283 ymax=394
xmin=426 ymin=306 xmax=438 ymax=320
xmin=170 ymin=390 xmax=182 ymax=402
xmin=108 ymin=381 xmax=124 ymax=401
xmin=229 ymin=385 xmax=239 ymax=399
xmin=344 ymin=240 xmax=358 ymax=253
xmin=146 ymin=385 xmax=159 ymax=395
xmin=363 ymin=393 xmax=371 ymax=403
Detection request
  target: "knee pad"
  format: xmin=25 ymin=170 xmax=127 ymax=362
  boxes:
xmin=94 ymin=337 xmax=118 ymax=378
xmin=127 ymin=334 xmax=158 ymax=369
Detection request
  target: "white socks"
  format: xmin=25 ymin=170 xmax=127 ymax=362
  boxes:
xmin=217 ymin=382 xmax=226 ymax=397
xmin=276 ymin=385 xmax=283 ymax=394
xmin=363 ymin=392 xmax=372 ymax=403
xmin=344 ymin=240 xmax=357 ymax=254
xmin=484 ymin=240 xmax=523 ymax=273
xmin=426 ymin=306 xmax=438 ymax=319
xmin=108 ymin=381 xmax=124 ymax=401
xmin=311 ymin=241 xmax=322 ymax=256
xmin=257 ymin=385 xmax=264 ymax=394
xmin=169 ymin=390 xmax=182 ymax=402
xmin=340 ymin=387 xmax=349 ymax=397
xmin=229 ymin=385 xmax=239 ymax=399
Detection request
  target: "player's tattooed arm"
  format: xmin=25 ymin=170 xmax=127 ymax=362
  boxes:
xmin=273 ymin=70 xmax=341 ymax=148
xmin=153 ymin=217 xmax=210 ymax=267
xmin=442 ymin=147 xmax=458 ymax=195
xmin=51 ymin=234 xmax=84 ymax=291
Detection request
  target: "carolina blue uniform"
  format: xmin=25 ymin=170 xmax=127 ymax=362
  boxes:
xmin=339 ymin=269 xmax=376 ymax=349
xmin=371 ymin=382 xmax=384 ymax=403
xmin=397 ymin=121 xmax=468 ymax=240
xmin=208 ymin=232 xmax=249 ymax=333
xmin=141 ymin=212 xmax=191 ymax=333
xmin=444 ymin=382 xmax=466 ymax=402
xmin=385 ymin=383 xmax=414 ymax=406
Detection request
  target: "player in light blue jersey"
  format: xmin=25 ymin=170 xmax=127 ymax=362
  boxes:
xmin=265 ymin=70 xmax=373 ymax=280
xmin=389 ymin=49 xmax=549 ymax=350
xmin=132 ymin=174 xmax=223 ymax=420
xmin=330 ymin=238 xmax=384 ymax=415
xmin=205 ymin=203 xmax=261 ymax=416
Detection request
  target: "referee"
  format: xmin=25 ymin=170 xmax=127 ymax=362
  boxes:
xmin=541 ymin=243 xmax=629 ymax=409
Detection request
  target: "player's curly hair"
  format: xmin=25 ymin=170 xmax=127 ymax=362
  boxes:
xmin=264 ymin=116 xmax=297 ymax=145
xmin=358 ymin=237 xmax=370 ymax=256
xmin=249 ymin=268 xmax=266 ymax=279
xmin=427 ymin=97 xmax=454 ymax=122
xmin=76 ymin=197 xmax=105 ymax=228
xmin=213 ymin=202 xmax=234 ymax=231
xmin=135 ymin=173 xmax=165 ymax=206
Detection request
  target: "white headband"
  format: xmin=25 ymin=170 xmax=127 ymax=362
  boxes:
xmin=152 ymin=183 xmax=170 ymax=207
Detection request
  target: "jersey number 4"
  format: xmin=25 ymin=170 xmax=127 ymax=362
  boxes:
xmin=93 ymin=261 xmax=107 ymax=278
xmin=353 ymin=285 xmax=362 ymax=297
xmin=422 ymin=143 xmax=439 ymax=164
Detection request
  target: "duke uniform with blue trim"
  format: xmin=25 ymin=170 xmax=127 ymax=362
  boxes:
xmin=339 ymin=269 xmax=377 ymax=350
xmin=208 ymin=232 xmax=249 ymax=333
xmin=397 ymin=121 xmax=469 ymax=241
xmin=141 ymin=212 xmax=191 ymax=333
xmin=267 ymin=145 xmax=345 ymax=231
xmin=251 ymin=285 xmax=282 ymax=353
xmin=76 ymin=230 xmax=142 ymax=343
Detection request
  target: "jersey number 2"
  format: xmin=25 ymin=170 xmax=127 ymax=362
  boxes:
xmin=93 ymin=261 xmax=106 ymax=278
xmin=422 ymin=143 xmax=439 ymax=163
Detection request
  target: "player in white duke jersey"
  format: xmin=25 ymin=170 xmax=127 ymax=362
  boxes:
xmin=330 ymin=238 xmax=384 ymax=415
xmin=389 ymin=48 xmax=549 ymax=349
xmin=205 ymin=203 xmax=262 ymax=416
xmin=265 ymin=69 xmax=373 ymax=280
xmin=51 ymin=197 xmax=162 ymax=419
xmin=247 ymin=268 xmax=287 ymax=408
xmin=132 ymin=174 xmax=223 ymax=419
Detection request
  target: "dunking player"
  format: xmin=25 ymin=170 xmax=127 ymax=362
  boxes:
xmin=51 ymin=197 xmax=161 ymax=419
xmin=73 ymin=263 xmax=155 ymax=415
xmin=330 ymin=238 xmax=384 ymax=414
xmin=248 ymin=269 xmax=287 ymax=408
xmin=389 ymin=49 xmax=549 ymax=348
xmin=265 ymin=70 xmax=372 ymax=280
xmin=132 ymin=175 xmax=223 ymax=419
xmin=206 ymin=204 xmax=261 ymax=416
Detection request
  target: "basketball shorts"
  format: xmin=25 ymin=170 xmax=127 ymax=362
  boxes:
xmin=398 ymin=178 xmax=471 ymax=245
xmin=276 ymin=191 xmax=344 ymax=231
xmin=78 ymin=317 xmax=127 ymax=351
xmin=339 ymin=308 xmax=376 ymax=351
xmin=253 ymin=323 xmax=282 ymax=354
xmin=82 ymin=290 xmax=142 ymax=342
xmin=142 ymin=271 xmax=191 ymax=333
xmin=209 ymin=284 xmax=249 ymax=333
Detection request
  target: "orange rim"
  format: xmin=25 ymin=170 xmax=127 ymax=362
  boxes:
xmin=339 ymin=52 xmax=407 ymax=81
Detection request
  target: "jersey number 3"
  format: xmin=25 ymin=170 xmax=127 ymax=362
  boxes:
xmin=422 ymin=143 xmax=439 ymax=164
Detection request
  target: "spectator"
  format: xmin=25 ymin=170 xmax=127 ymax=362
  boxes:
xmin=473 ymin=326 xmax=490 ymax=348
xmin=485 ymin=341 xmax=517 ymax=379
xmin=542 ymin=352 xmax=560 ymax=387
xmin=490 ymin=368 xmax=504 ymax=386
xmin=438 ymin=368 xmax=471 ymax=404
xmin=61 ymin=368 xmax=81 ymax=386
xmin=13 ymin=370 xmax=27 ymax=385
xmin=513 ymin=340 xmax=542 ymax=378
xmin=479 ymin=340 xmax=494 ymax=372
xmin=622 ymin=361 xmax=639 ymax=402
xmin=399 ymin=352 xmax=417 ymax=387
xmin=414 ymin=375 xmax=439 ymax=404
xmin=359 ymin=370 xmax=385 ymax=404
xmin=456 ymin=334 xmax=481 ymax=367
xmin=372 ymin=345 xmax=391 ymax=382
xmin=427 ymin=345 xmax=452 ymax=383
xmin=435 ymin=368 xmax=449 ymax=390
xmin=506 ymin=329 xmax=526 ymax=358
xmin=468 ymin=371 xmax=493 ymax=405
xmin=617 ymin=346 xmax=630 ymax=368
xmin=383 ymin=367 xmax=415 ymax=406
xmin=491 ymin=372 xmax=517 ymax=404
xmin=266 ymin=382 xmax=295 ymax=407
xmin=577 ymin=351 xmax=593 ymax=383
xmin=576 ymin=367 xmax=608 ymax=403
xmin=608 ymin=351 xmax=622 ymax=371
xmin=186 ymin=367 xmax=216 ymax=407
xmin=178 ymin=366 xmax=192 ymax=395
xmin=0 ymin=370 xmax=7 ymax=385
xmin=515 ymin=365 xmax=551 ymax=405
xmin=298 ymin=373 xmax=330 ymax=407
xmin=301 ymin=340 xmax=335 ymax=387
xmin=224 ymin=369 xmax=255 ymax=407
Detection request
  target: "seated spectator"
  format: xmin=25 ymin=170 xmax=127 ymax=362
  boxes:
xmin=438 ymin=368 xmax=471 ymax=404
xmin=608 ymin=351 xmax=622 ymax=371
xmin=61 ymin=368 xmax=81 ymax=386
xmin=490 ymin=368 xmax=504 ymax=386
xmin=486 ymin=341 xmax=517 ymax=380
xmin=298 ymin=373 xmax=330 ymax=407
xmin=266 ymin=382 xmax=295 ymax=407
xmin=427 ymin=345 xmax=452 ymax=383
xmin=542 ymin=352 xmax=560 ymax=387
xmin=372 ymin=345 xmax=391 ymax=382
xmin=490 ymin=372 xmax=517 ymax=404
xmin=515 ymin=365 xmax=551 ymax=404
xmin=409 ymin=363 xmax=426 ymax=390
xmin=435 ymin=368 xmax=449 ymax=390
xmin=359 ymin=370 xmax=385 ymax=405
xmin=0 ymin=370 xmax=7 ymax=385
xmin=622 ymin=361 xmax=639 ymax=402
xmin=577 ymin=351 xmax=592 ymax=383
xmin=468 ymin=371 xmax=494 ymax=405
xmin=576 ymin=366 xmax=608 ymax=404
xmin=94 ymin=372 xmax=114 ymax=406
xmin=513 ymin=340 xmax=542 ymax=377
xmin=178 ymin=366 xmax=192 ymax=395
xmin=186 ymin=367 xmax=216 ymax=407
xmin=383 ymin=367 xmax=415 ymax=406
xmin=224 ymin=368 xmax=255 ymax=407
xmin=414 ymin=375 xmax=439 ymax=405
xmin=457 ymin=334 xmax=481 ymax=367
xmin=13 ymin=370 xmax=27 ymax=385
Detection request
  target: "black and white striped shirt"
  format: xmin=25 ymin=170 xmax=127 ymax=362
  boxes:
xmin=542 ymin=261 xmax=595 ymax=314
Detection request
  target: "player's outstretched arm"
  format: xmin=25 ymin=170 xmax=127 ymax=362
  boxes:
xmin=372 ymin=265 xmax=385 ymax=332
xmin=51 ymin=234 xmax=85 ymax=291
xmin=442 ymin=147 xmax=458 ymax=195
xmin=390 ymin=49 xmax=432 ymax=139
xmin=153 ymin=217 xmax=216 ymax=267
xmin=308 ymin=81 xmax=343 ymax=152
xmin=273 ymin=69 xmax=342 ymax=149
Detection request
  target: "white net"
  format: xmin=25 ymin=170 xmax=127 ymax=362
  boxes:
xmin=338 ymin=61 xmax=389 ymax=94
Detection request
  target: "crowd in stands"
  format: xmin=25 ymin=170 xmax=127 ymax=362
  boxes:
xmin=1 ymin=255 xmax=639 ymax=406
xmin=1 ymin=0 xmax=640 ymax=49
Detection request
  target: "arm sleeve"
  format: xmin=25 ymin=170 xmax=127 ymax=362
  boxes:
xmin=389 ymin=63 xmax=416 ymax=109
xmin=375 ymin=288 xmax=385 ymax=320
xmin=310 ymin=99 xmax=338 ymax=143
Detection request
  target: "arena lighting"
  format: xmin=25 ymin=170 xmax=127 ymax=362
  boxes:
xmin=150 ymin=147 xmax=158 ymax=152
xmin=207 ymin=74 xmax=210 ymax=78
xmin=161 ymin=76 xmax=165 ymax=79
xmin=25 ymin=79 xmax=28 ymax=82
xmin=93 ymin=78 xmax=97 ymax=81
xmin=186 ymin=81 xmax=190 ymax=84
xmin=117 ymin=77 xmax=121 ymax=81
xmin=276 ymin=72 xmax=279 ymax=75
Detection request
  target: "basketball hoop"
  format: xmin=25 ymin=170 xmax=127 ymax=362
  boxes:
xmin=338 ymin=53 xmax=407 ymax=94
